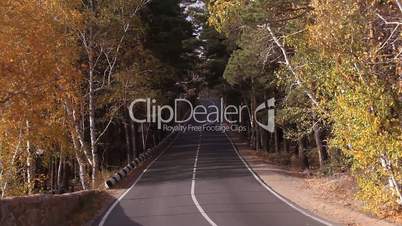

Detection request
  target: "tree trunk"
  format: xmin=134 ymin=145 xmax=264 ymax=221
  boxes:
xmin=274 ymin=127 xmax=279 ymax=152
xmin=57 ymin=152 xmax=63 ymax=193
xmin=261 ymin=129 xmax=268 ymax=152
xmin=75 ymin=152 xmax=87 ymax=190
xmin=89 ymin=62 xmax=98 ymax=189
xmin=2 ymin=129 xmax=22 ymax=197
xmin=250 ymin=91 xmax=257 ymax=149
xmin=65 ymin=102 xmax=92 ymax=167
xmin=26 ymin=141 xmax=33 ymax=194
xmin=297 ymin=138 xmax=308 ymax=170
xmin=75 ymin=123 xmax=92 ymax=166
xmin=63 ymin=160 xmax=71 ymax=192
xmin=269 ymin=133 xmax=273 ymax=152
xmin=65 ymin=100 xmax=92 ymax=193
xmin=380 ymin=154 xmax=402 ymax=205
xmin=86 ymin=4 xmax=98 ymax=188
xmin=123 ymin=118 xmax=131 ymax=164
xmin=313 ymin=124 xmax=326 ymax=169
xmin=25 ymin=121 xmax=34 ymax=194
xmin=241 ymin=95 xmax=253 ymax=146
xmin=130 ymin=121 xmax=138 ymax=158
xmin=71 ymin=132 xmax=87 ymax=190
xmin=49 ymin=157 xmax=54 ymax=192
xmin=283 ymin=137 xmax=288 ymax=153
xmin=152 ymin=134 xmax=157 ymax=147
xmin=256 ymin=125 xmax=260 ymax=151
xmin=141 ymin=123 xmax=146 ymax=152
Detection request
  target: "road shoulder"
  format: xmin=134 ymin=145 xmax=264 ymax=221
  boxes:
xmin=228 ymin=132 xmax=399 ymax=226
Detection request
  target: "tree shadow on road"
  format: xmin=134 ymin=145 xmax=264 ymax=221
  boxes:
xmin=89 ymin=191 xmax=144 ymax=226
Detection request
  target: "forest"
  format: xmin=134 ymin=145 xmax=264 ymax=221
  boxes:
xmin=0 ymin=0 xmax=401 ymax=219
xmin=201 ymin=0 xmax=402 ymax=216
xmin=0 ymin=0 xmax=197 ymax=195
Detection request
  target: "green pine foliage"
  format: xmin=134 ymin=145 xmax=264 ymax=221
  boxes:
xmin=207 ymin=0 xmax=402 ymax=215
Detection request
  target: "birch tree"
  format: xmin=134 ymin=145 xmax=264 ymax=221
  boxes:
xmin=75 ymin=0 xmax=151 ymax=188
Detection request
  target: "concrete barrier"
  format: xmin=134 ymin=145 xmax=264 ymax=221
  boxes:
xmin=104 ymin=131 xmax=177 ymax=189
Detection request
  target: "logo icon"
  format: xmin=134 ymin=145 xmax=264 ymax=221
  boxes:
xmin=255 ymin=98 xmax=275 ymax=133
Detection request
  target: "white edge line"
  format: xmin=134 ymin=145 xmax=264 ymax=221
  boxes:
xmin=191 ymin=135 xmax=218 ymax=226
xmin=224 ymin=132 xmax=334 ymax=226
xmin=99 ymin=133 xmax=179 ymax=226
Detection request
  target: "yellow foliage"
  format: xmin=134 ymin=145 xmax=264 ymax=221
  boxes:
xmin=0 ymin=0 xmax=83 ymax=195
xmin=207 ymin=0 xmax=244 ymax=36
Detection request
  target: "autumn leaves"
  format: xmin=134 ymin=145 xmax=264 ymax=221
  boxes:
xmin=205 ymin=0 xmax=402 ymax=214
xmin=0 ymin=0 xmax=186 ymax=195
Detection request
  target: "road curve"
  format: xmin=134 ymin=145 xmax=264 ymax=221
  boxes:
xmin=98 ymin=126 xmax=332 ymax=226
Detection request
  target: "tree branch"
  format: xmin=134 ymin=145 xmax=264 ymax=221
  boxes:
xmin=263 ymin=24 xmax=320 ymax=107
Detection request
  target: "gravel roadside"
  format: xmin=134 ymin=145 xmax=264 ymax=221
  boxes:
xmin=229 ymin=132 xmax=400 ymax=226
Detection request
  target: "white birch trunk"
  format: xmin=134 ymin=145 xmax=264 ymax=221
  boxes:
xmin=57 ymin=152 xmax=63 ymax=193
xmin=25 ymin=121 xmax=34 ymax=194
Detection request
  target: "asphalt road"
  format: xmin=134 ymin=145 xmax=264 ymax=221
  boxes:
xmin=98 ymin=125 xmax=332 ymax=226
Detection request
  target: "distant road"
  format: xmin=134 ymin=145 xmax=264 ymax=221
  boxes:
xmin=98 ymin=100 xmax=331 ymax=226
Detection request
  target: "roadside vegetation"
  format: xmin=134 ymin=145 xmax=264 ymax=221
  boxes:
xmin=199 ymin=0 xmax=402 ymax=217
xmin=0 ymin=0 xmax=401 ymax=221
xmin=0 ymin=0 xmax=197 ymax=196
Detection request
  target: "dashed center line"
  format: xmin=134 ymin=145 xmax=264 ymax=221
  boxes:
xmin=191 ymin=133 xmax=218 ymax=226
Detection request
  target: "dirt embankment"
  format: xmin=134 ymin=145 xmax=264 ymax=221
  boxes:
xmin=0 ymin=190 xmax=116 ymax=226
xmin=0 ymin=159 xmax=152 ymax=226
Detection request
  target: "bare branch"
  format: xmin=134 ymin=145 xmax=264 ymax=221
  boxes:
xmin=376 ymin=13 xmax=402 ymax=25
xmin=396 ymin=0 xmax=402 ymax=14
xmin=95 ymin=104 xmax=123 ymax=145
xmin=263 ymin=24 xmax=320 ymax=107
xmin=376 ymin=24 xmax=400 ymax=53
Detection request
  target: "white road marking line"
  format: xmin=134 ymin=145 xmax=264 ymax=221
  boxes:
xmin=99 ymin=133 xmax=179 ymax=226
xmin=191 ymin=133 xmax=218 ymax=226
xmin=224 ymin=132 xmax=333 ymax=226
